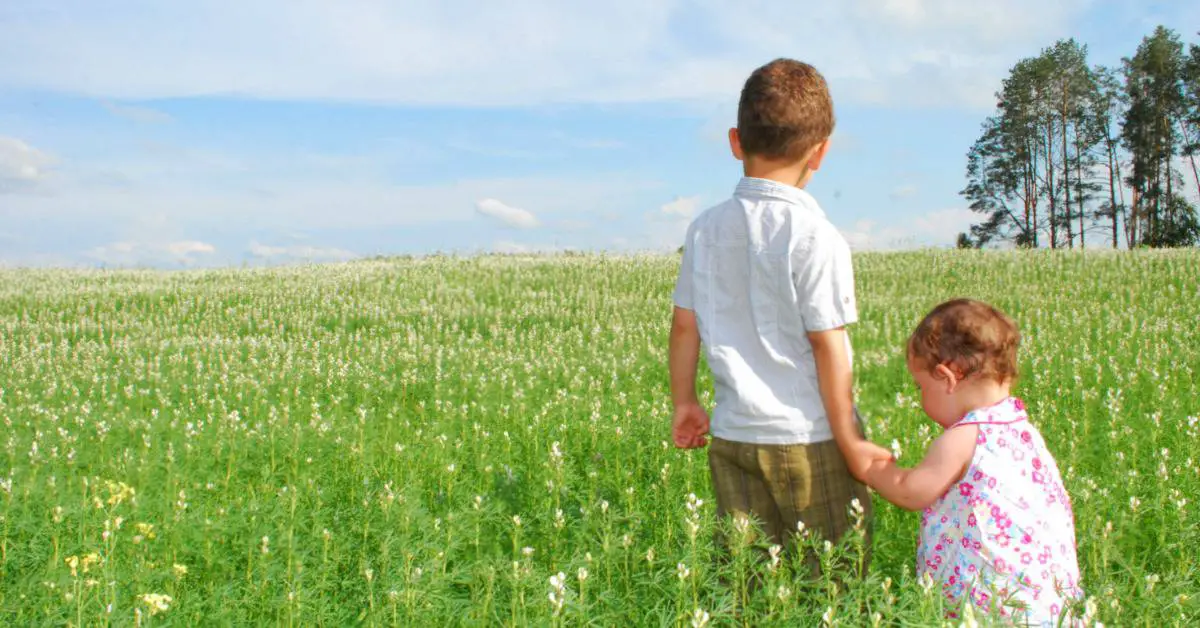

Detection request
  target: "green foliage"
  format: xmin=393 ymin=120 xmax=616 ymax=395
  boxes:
xmin=1 ymin=252 xmax=1198 ymax=625
xmin=963 ymin=27 xmax=1200 ymax=249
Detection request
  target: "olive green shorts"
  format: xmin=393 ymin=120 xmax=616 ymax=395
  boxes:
xmin=707 ymin=430 xmax=873 ymax=562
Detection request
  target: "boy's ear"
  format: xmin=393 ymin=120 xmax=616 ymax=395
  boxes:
xmin=729 ymin=128 xmax=745 ymax=161
xmin=806 ymin=138 xmax=831 ymax=172
xmin=933 ymin=363 xmax=960 ymax=394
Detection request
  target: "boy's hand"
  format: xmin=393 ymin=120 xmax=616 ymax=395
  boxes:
xmin=863 ymin=456 xmax=896 ymax=487
xmin=672 ymin=402 xmax=710 ymax=449
xmin=844 ymin=439 xmax=894 ymax=482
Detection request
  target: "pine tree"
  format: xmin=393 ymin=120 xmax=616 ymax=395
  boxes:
xmin=1093 ymin=65 xmax=1128 ymax=248
xmin=1122 ymin=26 xmax=1190 ymax=247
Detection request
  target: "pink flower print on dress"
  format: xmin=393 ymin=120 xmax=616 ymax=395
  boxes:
xmin=915 ymin=397 xmax=1081 ymax=624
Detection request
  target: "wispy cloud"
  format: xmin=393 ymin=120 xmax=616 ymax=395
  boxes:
xmin=0 ymin=0 xmax=1094 ymax=109
xmin=889 ymin=184 xmax=919 ymax=201
xmin=86 ymin=239 xmax=218 ymax=266
xmin=660 ymin=196 xmax=700 ymax=218
xmin=840 ymin=207 xmax=977 ymax=250
xmin=0 ymin=136 xmax=54 ymax=192
xmin=165 ymin=240 xmax=215 ymax=257
xmin=475 ymin=198 xmax=541 ymax=229
xmin=101 ymin=101 xmax=173 ymax=124
xmin=248 ymin=241 xmax=357 ymax=262
xmin=492 ymin=240 xmax=565 ymax=255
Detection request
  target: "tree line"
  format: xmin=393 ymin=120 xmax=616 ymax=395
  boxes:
xmin=959 ymin=26 xmax=1200 ymax=249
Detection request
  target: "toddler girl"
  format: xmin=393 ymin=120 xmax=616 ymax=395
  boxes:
xmin=866 ymin=299 xmax=1082 ymax=625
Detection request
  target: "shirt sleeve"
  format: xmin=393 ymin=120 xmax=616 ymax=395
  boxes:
xmin=672 ymin=226 xmax=695 ymax=310
xmin=792 ymin=229 xmax=857 ymax=331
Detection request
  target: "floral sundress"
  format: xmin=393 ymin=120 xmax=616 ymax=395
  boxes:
xmin=917 ymin=397 xmax=1083 ymax=625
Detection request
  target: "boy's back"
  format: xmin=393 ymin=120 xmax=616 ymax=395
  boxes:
xmin=667 ymin=58 xmax=889 ymax=555
xmin=675 ymin=177 xmax=856 ymax=444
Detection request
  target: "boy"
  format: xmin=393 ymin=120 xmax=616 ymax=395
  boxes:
xmin=669 ymin=59 xmax=891 ymax=557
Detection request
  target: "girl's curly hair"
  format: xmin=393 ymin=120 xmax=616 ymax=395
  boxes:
xmin=908 ymin=299 xmax=1020 ymax=383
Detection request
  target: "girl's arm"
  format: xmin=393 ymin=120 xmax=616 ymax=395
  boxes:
xmin=865 ymin=425 xmax=979 ymax=511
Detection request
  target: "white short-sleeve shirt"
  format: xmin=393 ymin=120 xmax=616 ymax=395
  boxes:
xmin=672 ymin=177 xmax=857 ymax=445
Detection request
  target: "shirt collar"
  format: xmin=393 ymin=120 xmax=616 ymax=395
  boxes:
xmin=734 ymin=177 xmax=824 ymax=218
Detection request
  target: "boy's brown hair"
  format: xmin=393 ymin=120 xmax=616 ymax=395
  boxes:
xmin=908 ymin=299 xmax=1020 ymax=383
xmin=737 ymin=58 xmax=835 ymax=161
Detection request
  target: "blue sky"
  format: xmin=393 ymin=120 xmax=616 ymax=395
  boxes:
xmin=1 ymin=1 xmax=1197 ymax=267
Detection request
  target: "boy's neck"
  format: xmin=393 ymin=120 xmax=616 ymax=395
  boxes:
xmin=742 ymin=157 xmax=812 ymax=189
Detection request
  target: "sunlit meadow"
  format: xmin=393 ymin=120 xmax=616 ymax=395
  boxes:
xmin=1 ymin=250 xmax=1197 ymax=626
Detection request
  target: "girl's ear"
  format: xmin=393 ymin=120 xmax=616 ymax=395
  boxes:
xmin=934 ymin=363 xmax=960 ymax=394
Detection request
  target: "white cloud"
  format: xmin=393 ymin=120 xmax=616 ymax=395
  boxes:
xmin=840 ymin=220 xmax=910 ymax=251
xmin=86 ymin=239 xmax=218 ymax=266
xmin=475 ymin=198 xmax=541 ymax=229
xmin=4 ymin=155 xmax=650 ymax=231
xmin=912 ymin=207 xmax=978 ymax=240
xmin=0 ymin=0 xmax=1096 ymax=109
xmin=840 ymin=207 xmax=978 ymax=250
xmin=0 ymin=136 xmax=54 ymax=192
xmin=661 ymin=196 xmax=700 ymax=218
xmin=642 ymin=195 xmax=701 ymax=251
xmin=248 ymin=241 xmax=358 ymax=262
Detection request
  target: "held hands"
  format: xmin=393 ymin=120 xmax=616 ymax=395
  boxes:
xmin=844 ymin=438 xmax=895 ymax=483
xmin=672 ymin=402 xmax=710 ymax=449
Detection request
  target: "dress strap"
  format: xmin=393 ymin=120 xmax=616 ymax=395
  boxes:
xmin=950 ymin=396 xmax=1028 ymax=428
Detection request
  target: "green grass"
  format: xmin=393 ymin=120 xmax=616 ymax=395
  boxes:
xmin=1 ymin=250 xmax=1197 ymax=626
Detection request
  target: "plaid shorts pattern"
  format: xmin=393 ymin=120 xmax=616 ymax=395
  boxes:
xmin=707 ymin=432 xmax=873 ymax=566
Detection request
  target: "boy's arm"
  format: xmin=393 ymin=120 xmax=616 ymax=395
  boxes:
xmin=808 ymin=328 xmax=892 ymax=481
xmin=865 ymin=426 xmax=978 ymax=511
xmin=669 ymin=306 xmax=709 ymax=448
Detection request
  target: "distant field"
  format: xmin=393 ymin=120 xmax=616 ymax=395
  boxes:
xmin=1 ymin=250 xmax=1197 ymax=626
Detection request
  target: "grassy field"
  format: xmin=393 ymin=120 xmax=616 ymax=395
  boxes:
xmin=1 ymin=250 xmax=1198 ymax=626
